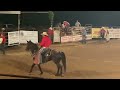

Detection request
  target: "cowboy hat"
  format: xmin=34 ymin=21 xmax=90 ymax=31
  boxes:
xmin=41 ymin=32 xmax=48 ymax=36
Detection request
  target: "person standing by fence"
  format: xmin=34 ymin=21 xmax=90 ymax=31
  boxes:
xmin=48 ymin=27 xmax=54 ymax=43
xmin=0 ymin=33 xmax=6 ymax=55
xmin=75 ymin=20 xmax=81 ymax=27
xmin=105 ymin=29 xmax=110 ymax=43
xmin=63 ymin=21 xmax=70 ymax=35
xmin=99 ymin=27 xmax=106 ymax=41
xmin=81 ymin=27 xmax=87 ymax=44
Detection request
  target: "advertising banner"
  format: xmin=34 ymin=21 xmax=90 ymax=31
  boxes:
xmin=8 ymin=31 xmax=19 ymax=45
xmin=20 ymin=31 xmax=38 ymax=43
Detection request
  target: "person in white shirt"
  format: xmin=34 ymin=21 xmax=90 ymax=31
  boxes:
xmin=75 ymin=20 xmax=81 ymax=27
xmin=105 ymin=29 xmax=110 ymax=43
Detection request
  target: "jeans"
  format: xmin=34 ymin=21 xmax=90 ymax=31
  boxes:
xmin=38 ymin=47 xmax=47 ymax=63
xmin=100 ymin=34 xmax=105 ymax=40
xmin=82 ymin=35 xmax=86 ymax=44
xmin=0 ymin=43 xmax=5 ymax=54
xmin=49 ymin=35 xmax=54 ymax=43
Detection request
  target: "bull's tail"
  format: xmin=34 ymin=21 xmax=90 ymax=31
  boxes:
xmin=61 ymin=52 xmax=66 ymax=72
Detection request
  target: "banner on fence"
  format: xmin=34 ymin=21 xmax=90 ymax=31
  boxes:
xmin=20 ymin=31 xmax=38 ymax=43
xmin=92 ymin=28 xmax=120 ymax=38
xmin=8 ymin=31 xmax=19 ymax=45
xmin=61 ymin=34 xmax=92 ymax=43
xmin=92 ymin=28 xmax=101 ymax=38
xmin=109 ymin=29 xmax=120 ymax=38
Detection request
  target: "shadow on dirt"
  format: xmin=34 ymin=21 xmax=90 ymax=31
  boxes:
xmin=0 ymin=74 xmax=45 ymax=79
xmin=65 ymin=70 xmax=104 ymax=78
xmin=4 ymin=59 xmax=56 ymax=76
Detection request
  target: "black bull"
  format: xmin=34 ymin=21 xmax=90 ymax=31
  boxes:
xmin=26 ymin=40 xmax=66 ymax=76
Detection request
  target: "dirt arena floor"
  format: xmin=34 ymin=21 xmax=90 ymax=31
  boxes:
xmin=1 ymin=39 xmax=120 ymax=79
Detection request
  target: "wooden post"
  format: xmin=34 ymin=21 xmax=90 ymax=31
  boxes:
xmin=18 ymin=14 xmax=20 ymax=45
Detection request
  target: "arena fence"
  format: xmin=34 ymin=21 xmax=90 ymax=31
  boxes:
xmin=0 ymin=30 xmax=38 ymax=47
xmin=2 ymin=26 xmax=120 ymax=46
xmin=92 ymin=27 xmax=120 ymax=39
xmin=53 ymin=26 xmax=92 ymax=43
xmin=53 ymin=26 xmax=120 ymax=43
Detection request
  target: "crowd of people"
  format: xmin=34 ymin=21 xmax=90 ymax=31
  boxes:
xmin=58 ymin=20 xmax=110 ymax=44
xmin=56 ymin=20 xmax=81 ymax=36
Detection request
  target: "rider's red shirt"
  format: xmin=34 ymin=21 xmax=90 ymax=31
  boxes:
xmin=39 ymin=36 xmax=52 ymax=47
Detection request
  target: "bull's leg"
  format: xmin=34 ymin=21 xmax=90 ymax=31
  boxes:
xmin=53 ymin=59 xmax=63 ymax=76
xmin=59 ymin=63 xmax=63 ymax=76
xmin=53 ymin=60 xmax=60 ymax=76
xmin=29 ymin=63 xmax=35 ymax=73
xmin=37 ymin=64 xmax=43 ymax=75
xmin=55 ymin=63 xmax=60 ymax=76
xmin=55 ymin=63 xmax=63 ymax=76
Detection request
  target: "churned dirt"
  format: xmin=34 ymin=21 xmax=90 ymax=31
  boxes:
xmin=0 ymin=39 xmax=120 ymax=79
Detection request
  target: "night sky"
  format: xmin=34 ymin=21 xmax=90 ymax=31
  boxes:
xmin=0 ymin=11 xmax=120 ymax=27
xmin=54 ymin=11 xmax=120 ymax=27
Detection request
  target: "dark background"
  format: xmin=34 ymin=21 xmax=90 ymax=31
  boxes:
xmin=0 ymin=11 xmax=120 ymax=27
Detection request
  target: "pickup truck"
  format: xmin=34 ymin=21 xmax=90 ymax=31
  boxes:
xmin=1 ymin=24 xmax=17 ymax=32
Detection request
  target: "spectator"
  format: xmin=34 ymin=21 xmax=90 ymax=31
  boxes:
xmin=0 ymin=33 xmax=6 ymax=55
xmin=105 ymin=29 xmax=110 ymax=43
xmin=63 ymin=21 xmax=70 ymax=35
xmin=75 ymin=20 xmax=81 ymax=27
xmin=99 ymin=27 xmax=106 ymax=41
xmin=81 ymin=27 xmax=87 ymax=44
xmin=48 ymin=27 xmax=54 ymax=43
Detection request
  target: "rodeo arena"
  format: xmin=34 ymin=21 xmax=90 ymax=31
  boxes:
xmin=1 ymin=11 xmax=120 ymax=79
